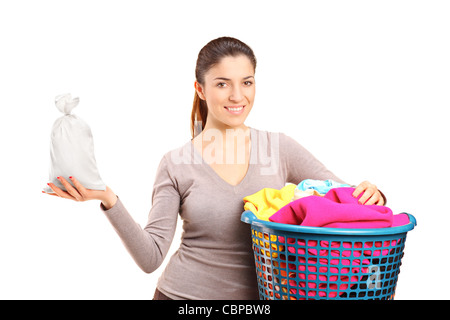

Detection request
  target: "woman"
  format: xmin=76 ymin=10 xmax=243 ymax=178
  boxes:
xmin=44 ymin=36 xmax=385 ymax=300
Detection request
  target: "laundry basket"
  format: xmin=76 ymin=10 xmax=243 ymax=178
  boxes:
xmin=241 ymin=211 xmax=416 ymax=300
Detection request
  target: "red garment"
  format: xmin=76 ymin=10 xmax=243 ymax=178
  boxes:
xmin=269 ymin=187 xmax=408 ymax=228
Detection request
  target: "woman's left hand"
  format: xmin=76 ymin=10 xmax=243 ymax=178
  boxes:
xmin=352 ymin=181 xmax=385 ymax=205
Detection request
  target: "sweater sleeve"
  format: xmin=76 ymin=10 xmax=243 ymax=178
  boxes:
xmin=100 ymin=154 xmax=180 ymax=273
xmin=280 ymin=133 xmax=348 ymax=185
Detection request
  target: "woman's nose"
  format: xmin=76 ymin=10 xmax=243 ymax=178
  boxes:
xmin=229 ymin=86 xmax=243 ymax=102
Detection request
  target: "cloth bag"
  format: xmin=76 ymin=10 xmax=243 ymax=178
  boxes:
xmin=43 ymin=93 xmax=106 ymax=193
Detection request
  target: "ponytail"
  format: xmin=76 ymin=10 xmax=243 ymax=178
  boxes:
xmin=190 ymin=92 xmax=208 ymax=139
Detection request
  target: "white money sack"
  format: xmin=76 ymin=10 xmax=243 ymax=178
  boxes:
xmin=43 ymin=93 xmax=106 ymax=193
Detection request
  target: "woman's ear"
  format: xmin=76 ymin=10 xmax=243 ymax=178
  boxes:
xmin=194 ymin=81 xmax=206 ymax=100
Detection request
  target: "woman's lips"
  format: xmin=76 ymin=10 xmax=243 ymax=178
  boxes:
xmin=224 ymin=105 xmax=245 ymax=115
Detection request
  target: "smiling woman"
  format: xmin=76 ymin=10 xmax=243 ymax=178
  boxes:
xmin=194 ymin=55 xmax=255 ymax=137
xmin=44 ymin=36 xmax=385 ymax=300
xmin=191 ymin=37 xmax=257 ymax=138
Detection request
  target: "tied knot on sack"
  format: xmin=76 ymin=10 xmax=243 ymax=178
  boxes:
xmin=55 ymin=93 xmax=79 ymax=115
xmin=43 ymin=93 xmax=106 ymax=193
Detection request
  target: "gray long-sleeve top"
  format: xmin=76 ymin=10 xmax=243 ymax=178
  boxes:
xmin=100 ymin=128 xmax=347 ymax=300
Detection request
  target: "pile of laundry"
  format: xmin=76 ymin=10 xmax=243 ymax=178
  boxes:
xmin=243 ymin=179 xmax=409 ymax=228
xmin=243 ymin=180 xmax=409 ymax=299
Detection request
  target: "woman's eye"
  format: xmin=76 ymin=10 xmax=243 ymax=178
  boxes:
xmin=217 ymin=81 xmax=253 ymax=88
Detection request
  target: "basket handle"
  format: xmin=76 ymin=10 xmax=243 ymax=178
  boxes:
xmin=241 ymin=210 xmax=258 ymax=224
xmin=403 ymin=212 xmax=417 ymax=226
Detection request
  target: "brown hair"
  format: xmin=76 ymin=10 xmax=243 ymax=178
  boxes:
xmin=191 ymin=36 xmax=257 ymax=138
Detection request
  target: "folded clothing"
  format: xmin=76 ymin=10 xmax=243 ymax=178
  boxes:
xmin=269 ymin=187 xmax=408 ymax=228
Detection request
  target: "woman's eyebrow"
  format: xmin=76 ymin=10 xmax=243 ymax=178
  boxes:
xmin=213 ymin=76 xmax=255 ymax=81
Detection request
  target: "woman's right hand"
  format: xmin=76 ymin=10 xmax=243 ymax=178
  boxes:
xmin=43 ymin=176 xmax=117 ymax=210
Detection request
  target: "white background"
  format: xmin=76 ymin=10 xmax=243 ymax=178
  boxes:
xmin=0 ymin=0 xmax=448 ymax=300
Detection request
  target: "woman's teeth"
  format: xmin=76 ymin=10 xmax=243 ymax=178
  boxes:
xmin=225 ymin=106 xmax=244 ymax=112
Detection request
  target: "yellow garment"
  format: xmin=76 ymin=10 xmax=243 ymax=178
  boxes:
xmin=243 ymin=184 xmax=296 ymax=221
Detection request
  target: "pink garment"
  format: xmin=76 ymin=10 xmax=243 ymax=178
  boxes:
xmin=269 ymin=187 xmax=408 ymax=228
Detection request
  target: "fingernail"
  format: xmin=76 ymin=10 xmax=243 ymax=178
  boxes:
xmin=69 ymin=176 xmax=73 ymax=179
xmin=57 ymin=176 xmax=60 ymax=179
xmin=47 ymin=183 xmax=50 ymax=185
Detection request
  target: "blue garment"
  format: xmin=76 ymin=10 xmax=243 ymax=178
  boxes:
xmin=297 ymin=179 xmax=350 ymax=195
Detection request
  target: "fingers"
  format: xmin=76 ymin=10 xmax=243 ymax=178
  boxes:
xmin=352 ymin=181 xmax=373 ymax=204
xmin=352 ymin=182 xmax=367 ymax=199
xmin=352 ymin=181 xmax=384 ymax=205
xmin=43 ymin=176 xmax=107 ymax=203
xmin=376 ymin=192 xmax=385 ymax=205
xmin=358 ymin=189 xmax=373 ymax=205
xmin=42 ymin=190 xmax=59 ymax=196
xmin=43 ymin=176 xmax=85 ymax=202
xmin=68 ymin=176 xmax=88 ymax=199
xmin=364 ymin=191 xmax=381 ymax=205
xmin=58 ymin=176 xmax=83 ymax=201
xmin=376 ymin=196 xmax=385 ymax=206
xmin=45 ymin=181 xmax=76 ymax=200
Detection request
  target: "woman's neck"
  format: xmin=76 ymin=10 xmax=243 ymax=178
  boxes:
xmin=192 ymin=123 xmax=251 ymax=165
xmin=202 ymin=121 xmax=249 ymax=136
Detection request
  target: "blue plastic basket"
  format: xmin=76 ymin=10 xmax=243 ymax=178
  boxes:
xmin=241 ymin=210 xmax=416 ymax=300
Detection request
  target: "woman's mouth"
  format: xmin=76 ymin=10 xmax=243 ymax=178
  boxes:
xmin=224 ymin=105 xmax=245 ymax=115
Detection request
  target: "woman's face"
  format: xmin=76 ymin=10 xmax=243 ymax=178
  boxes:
xmin=195 ymin=55 xmax=255 ymax=130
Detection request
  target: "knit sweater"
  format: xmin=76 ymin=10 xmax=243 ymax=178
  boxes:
xmin=100 ymin=127 xmax=346 ymax=300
